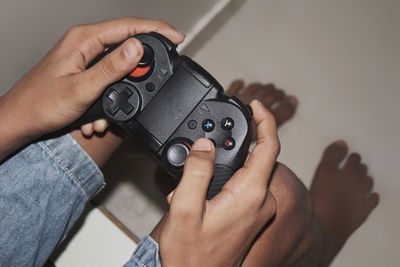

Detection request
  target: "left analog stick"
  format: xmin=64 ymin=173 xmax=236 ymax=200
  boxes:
xmin=129 ymin=44 xmax=154 ymax=79
xmin=138 ymin=44 xmax=154 ymax=67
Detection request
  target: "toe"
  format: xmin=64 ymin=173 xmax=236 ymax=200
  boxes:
xmin=272 ymin=96 xmax=298 ymax=126
xmin=344 ymin=153 xmax=362 ymax=170
xmin=366 ymin=192 xmax=380 ymax=211
xmin=359 ymin=163 xmax=368 ymax=174
xmin=226 ymin=80 xmax=244 ymax=96
xmin=320 ymin=141 xmax=348 ymax=167
xmin=255 ymin=87 xmax=285 ymax=108
xmin=364 ymin=176 xmax=374 ymax=192
xmin=240 ymin=83 xmax=268 ymax=101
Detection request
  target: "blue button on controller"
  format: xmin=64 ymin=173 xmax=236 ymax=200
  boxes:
xmin=202 ymin=119 xmax=215 ymax=132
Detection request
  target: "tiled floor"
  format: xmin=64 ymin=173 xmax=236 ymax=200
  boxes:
xmin=100 ymin=0 xmax=399 ymax=266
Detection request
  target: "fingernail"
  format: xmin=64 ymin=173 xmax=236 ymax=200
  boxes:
xmin=124 ymin=40 xmax=140 ymax=61
xmin=175 ymin=31 xmax=186 ymax=42
xmin=94 ymin=119 xmax=108 ymax=132
xmin=251 ymin=99 xmax=262 ymax=107
xmin=192 ymin=138 xmax=213 ymax=151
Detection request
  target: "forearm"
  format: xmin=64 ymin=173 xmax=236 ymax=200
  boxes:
xmin=70 ymin=125 xmax=125 ymax=167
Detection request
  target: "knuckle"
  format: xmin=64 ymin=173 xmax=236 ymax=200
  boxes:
xmin=269 ymin=114 xmax=278 ymax=129
xmin=245 ymin=187 xmax=267 ymax=206
xmin=169 ymin=204 xmax=194 ymax=221
xmin=184 ymin=153 xmax=213 ymax=175
xmin=254 ymin=190 xmax=268 ymax=205
xmin=152 ymin=19 xmax=169 ymax=31
xmin=263 ymin=193 xmax=277 ymax=216
xmin=184 ymin=163 xmax=212 ymax=179
xmin=272 ymin=138 xmax=281 ymax=155
xmin=186 ymin=151 xmax=212 ymax=164
xmin=100 ymin=58 xmax=117 ymax=78
xmin=120 ymin=16 xmax=137 ymax=26
xmin=66 ymin=24 xmax=87 ymax=38
xmin=69 ymin=76 xmax=91 ymax=103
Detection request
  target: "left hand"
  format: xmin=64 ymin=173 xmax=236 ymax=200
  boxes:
xmin=0 ymin=17 xmax=184 ymax=137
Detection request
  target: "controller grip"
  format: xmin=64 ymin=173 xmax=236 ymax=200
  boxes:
xmin=207 ymin=164 xmax=236 ymax=200
xmin=70 ymin=101 xmax=104 ymax=129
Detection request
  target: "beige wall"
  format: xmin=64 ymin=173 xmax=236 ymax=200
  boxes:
xmin=0 ymin=0 xmax=218 ymax=93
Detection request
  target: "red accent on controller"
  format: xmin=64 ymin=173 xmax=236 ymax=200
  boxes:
xmin=130 ymin=66 xmax=151 ymax=78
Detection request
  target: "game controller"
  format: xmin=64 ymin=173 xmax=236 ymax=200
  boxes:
xmin=73 ymin=32 xmax=252 ymax=199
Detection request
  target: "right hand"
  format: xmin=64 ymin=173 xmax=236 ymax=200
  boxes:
xmin=152 ymin=100 xmax=280 ymax=267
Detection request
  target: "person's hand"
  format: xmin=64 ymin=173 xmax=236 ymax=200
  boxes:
xmin=0 ymin=17 xmax=184 ymax=137
xmin=151 ymin=100 xmax=279 ymax=267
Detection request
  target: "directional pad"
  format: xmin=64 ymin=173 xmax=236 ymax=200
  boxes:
xmin=108 ymin=89 xmax=134 ymax=115
xmin=102 ymin=83 xmax=141 ymax=123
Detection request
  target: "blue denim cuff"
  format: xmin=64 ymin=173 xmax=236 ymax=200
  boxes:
xmin=124 ymin=235 xmax=161 ymax=267
xmin=0 ymin=133 xmax=105 ymax=266
xmin=38 ymin=134 xmax=105 ymax=199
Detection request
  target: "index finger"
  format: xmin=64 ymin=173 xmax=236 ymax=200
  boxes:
xmin=232 ymin=100 xmax=280 ymax=188
xmin=65 ymin=17 xmax=185 ymax=64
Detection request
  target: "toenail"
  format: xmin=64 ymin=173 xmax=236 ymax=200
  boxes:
xmin=336 ymin=140 xmax=347 ymax=147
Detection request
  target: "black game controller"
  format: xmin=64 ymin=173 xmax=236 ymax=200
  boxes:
xmin=73 ymin=32 xmax=252 ymax=199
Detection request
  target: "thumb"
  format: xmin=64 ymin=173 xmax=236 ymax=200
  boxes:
xmin=76 ymin=38 xmax=143 ymax=101
xmin=170 ymin=138 xmax=215 ymax=219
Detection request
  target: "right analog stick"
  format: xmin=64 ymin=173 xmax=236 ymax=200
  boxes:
xmin=167 ymin=143 xmax=190 ymax=168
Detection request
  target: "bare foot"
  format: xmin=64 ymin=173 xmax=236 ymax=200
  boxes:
xmin=310 ymin=141 xmax=379 ymax=266
xmin=226 ymin=80 xmax=298 ymax=131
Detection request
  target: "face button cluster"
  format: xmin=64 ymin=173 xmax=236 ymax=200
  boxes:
xmin=188 ymin=117 xmax=236 ymax=150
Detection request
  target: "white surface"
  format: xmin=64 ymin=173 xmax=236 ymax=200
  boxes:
xmin=53 ymin=208 xmax=137 ymax=267
xmin=191 ymin=0 xmax=399 ymax=266
xmin=0 ymin=0 xmax=220 ymax=94
xmin=178 ymin=0 xmax=232 ymax=52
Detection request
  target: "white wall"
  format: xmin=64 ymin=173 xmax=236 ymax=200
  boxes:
xmin=0 ymin=0 xmax=219 ymax=93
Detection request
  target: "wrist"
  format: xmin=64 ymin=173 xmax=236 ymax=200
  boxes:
xmin=0 ymin=94 xmax=41 ymax=160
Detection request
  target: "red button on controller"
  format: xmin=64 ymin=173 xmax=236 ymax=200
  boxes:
xmin=130 ymin=65 xmax=151 ymax=78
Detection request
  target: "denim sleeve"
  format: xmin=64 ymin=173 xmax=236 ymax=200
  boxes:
xmin=0 ymin=134 xmax=104 ymax=267
xmin=124 ymin=235 xmax=162 ymax=267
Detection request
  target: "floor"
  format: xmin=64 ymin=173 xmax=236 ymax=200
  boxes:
xmin=99 ymin=0 xmax=399 ymax=266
